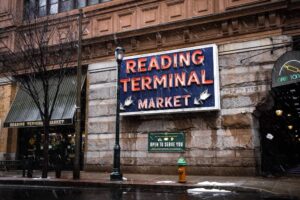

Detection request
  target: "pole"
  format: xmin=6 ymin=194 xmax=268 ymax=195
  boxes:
xmin=74 ymin=8 xmax=83 ymax=180
xmin=110 ymin=59 xmax=123 ymax=181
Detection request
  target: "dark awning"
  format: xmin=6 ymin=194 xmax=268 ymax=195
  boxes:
xmin=4 ymin=74 xmax=83 ymax=128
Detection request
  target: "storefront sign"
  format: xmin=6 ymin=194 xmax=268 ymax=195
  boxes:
xmin=148 ymin=132 xmax=185 ymax=152
xmin=119 ymin=45 xmax=220 ymax=115
xmin=272 ymin=51 xmax=300 ymax=88
xmin=4 ymin=119 xmax=73 ymax=128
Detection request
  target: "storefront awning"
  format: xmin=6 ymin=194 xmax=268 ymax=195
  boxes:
xmin=4 ymin=74 xmax=83 ymax=128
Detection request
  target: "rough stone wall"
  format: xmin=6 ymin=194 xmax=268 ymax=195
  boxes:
xmin=86 ymin=36 xmax=291 ymax=175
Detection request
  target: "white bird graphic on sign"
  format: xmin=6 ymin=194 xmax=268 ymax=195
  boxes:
xmin=120 ymin=96 xmax=133 ymax=111
xmin=124 ymin=96 xmax=133 ymax=107
xmin=194 ymin=89 xmax=211 ymax=105
xmin=120 ymin=103 xmax=125 ymax=111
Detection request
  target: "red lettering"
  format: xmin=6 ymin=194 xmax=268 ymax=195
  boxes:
xmin=174 ymin=72 xmax=186 ymax=87
xmin=179 ymin=52 xmax=190 ymax=67
xmin=120 ymin=78 xmax=130 ymax=92
xmin=173 ymin=53 xmax=178 ymax=68
xmin=126 ymin=60 xmax=136 ymax=74
xmin=153 ymin=75 xmax=167 ymax=89
xmin=161 ymin=55 xmax=172 ymax=70
xmin=141 ymin=76 xmax=152 ymax=90
xmin=187 ymin=71 xmax=200 ymax=86
xmin=168 ymin=74 xmax=173 ymax=88
xmin=148 ymin=57 xmax=160 ymax=71
xmin=131 ymin=77 xmax=141 ymax=91
xmin=201 ymin=70 xmax=213 ymax=84
xmin=138 ymin=58 xmax=147 ymax=72
xmin=192 ymin=50 xmax=204 ymax=65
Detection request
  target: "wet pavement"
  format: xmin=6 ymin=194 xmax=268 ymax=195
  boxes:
xmin=0 ymin=185 xmax=297 ymax=200
xmin=0 ymin=171 xmax=300 ymax=199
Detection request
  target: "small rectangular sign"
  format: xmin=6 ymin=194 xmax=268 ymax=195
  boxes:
xmin=119 ymin=44 xmax=220 ymax=116
xmin=148 ymin=132 xmax=185 ymax=152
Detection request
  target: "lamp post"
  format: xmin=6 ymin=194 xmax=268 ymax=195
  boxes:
xmin=110 ymin=46 xmax=125 ymax=181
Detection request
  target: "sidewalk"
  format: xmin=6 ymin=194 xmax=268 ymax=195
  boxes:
xmin=1 ymin=170 xmax=300 ymax=198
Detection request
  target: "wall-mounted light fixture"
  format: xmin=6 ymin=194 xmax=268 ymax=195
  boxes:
xmin=288 ymin=125 xmax=293 ymax=130
xmin=275 ymin=109 xmax=283 ymax=116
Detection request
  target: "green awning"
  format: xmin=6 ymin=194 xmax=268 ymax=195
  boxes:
xmin=4 ymin=74 xmax=83 ymax=128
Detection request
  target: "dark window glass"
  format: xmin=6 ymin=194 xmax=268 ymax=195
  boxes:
xmin=24 ymin=0 xmax=37 ymax=19
xmin=293 ymin=37 xmax=300 ymax=51
xmin=61 ymin=0 xmax=73 ymax=12
xmin=28 ymin=0 xmax=36 ymax=9
xmin=88 ymin=0 xmax=98 ymax=5
xmin=39 ymin=6 xmax=47 ymax=16
xmin=77 ymin=0 xmax=86 ymax=8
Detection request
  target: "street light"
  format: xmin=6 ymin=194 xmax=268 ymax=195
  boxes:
xmin=110 ymin=46 xmax=125 ymax=181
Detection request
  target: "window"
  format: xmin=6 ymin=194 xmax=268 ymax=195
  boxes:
xmin=77 ymin=0 xmax=86 ymax=8
xmin=88 ymin=0 xmax=98 ymax=5
xmin=24 ymin=0 xmax=112 ymax=18
xmin=293 ymin=36 xmax=300 ymax=51
xmin=39 ymin=0 xmax=47 ymax=17
xmin=60 ymin=0 xmax=73 ymax=12
xmin=24 ymin=0 xmax=36 ymax=19
xmin=50 ymin=0 xmax=58 ymax=14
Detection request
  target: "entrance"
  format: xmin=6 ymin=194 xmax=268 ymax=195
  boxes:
xmin=17 ymin=126 xmax=85 ymax=170
xmin=259 ymin=83 xmax=300 ymax=176
xmin=259 ymin=49 xmax=300 ymax=176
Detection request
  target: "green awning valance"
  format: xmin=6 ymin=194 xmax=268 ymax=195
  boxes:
xmin=4 ymin=74 xmax=83 ymax=128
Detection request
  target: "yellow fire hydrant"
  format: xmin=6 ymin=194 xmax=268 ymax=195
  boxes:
xmin=177 ymin=157 xmax=187 ymax=183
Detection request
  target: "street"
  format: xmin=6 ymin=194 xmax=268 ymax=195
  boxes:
xmin=0 ymin=184 xmax=297 ymax=200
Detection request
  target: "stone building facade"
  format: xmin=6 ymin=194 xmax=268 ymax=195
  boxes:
xmin=87 ymin=36 xmax=291 ymax=175
xmin=0 ymin=0 xmax=299 ymax=176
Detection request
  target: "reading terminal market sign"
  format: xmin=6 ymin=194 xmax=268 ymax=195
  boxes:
xmin=119 ymin=44 xmax=220 ymax=115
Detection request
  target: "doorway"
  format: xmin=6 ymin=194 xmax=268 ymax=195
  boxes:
xmin=259 ymin=83 xmax=300 ymax=176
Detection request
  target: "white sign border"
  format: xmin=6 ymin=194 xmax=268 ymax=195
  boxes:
xmin=120 ymin=44 xmax=220 ymax=116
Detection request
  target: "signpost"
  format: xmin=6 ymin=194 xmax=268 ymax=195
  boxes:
xmin=148 ymin=132 xmax=185 ymax=152
xmin=119 ymin=45 xmax=220 ymax=116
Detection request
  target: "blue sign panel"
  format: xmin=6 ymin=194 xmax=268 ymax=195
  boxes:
xmin=119 ymin=45 xmax=220 ymax=115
